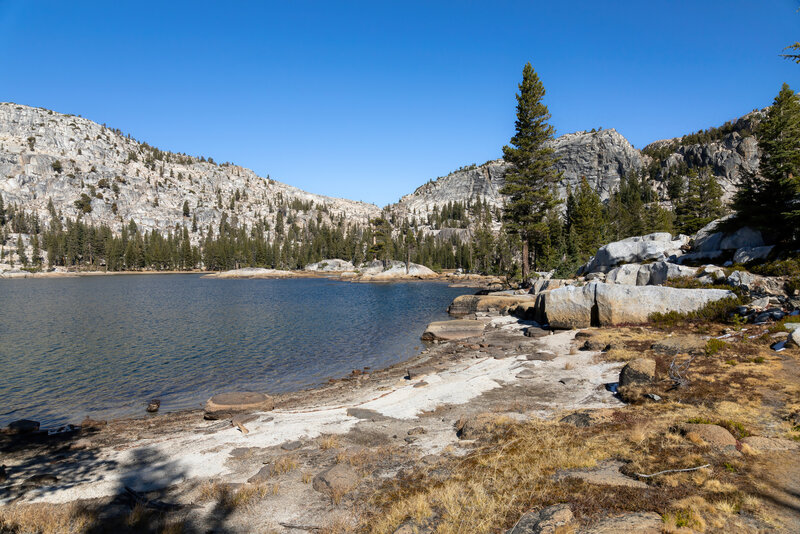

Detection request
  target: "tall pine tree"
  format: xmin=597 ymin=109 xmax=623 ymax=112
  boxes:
xmin=500 ymin=63 xmax=561 ymax=278
xmin=733 ymin=83 xmax=800 ymax=242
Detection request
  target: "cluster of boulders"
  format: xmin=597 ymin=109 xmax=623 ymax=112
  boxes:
xmin=304 ymin=258 xmax=438 ymax=280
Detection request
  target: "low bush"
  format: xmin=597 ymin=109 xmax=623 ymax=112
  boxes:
xmin=705 ymin=339 xmax=727 ymax=356
xmin=649 ymin=296 xmax=744 ymax=326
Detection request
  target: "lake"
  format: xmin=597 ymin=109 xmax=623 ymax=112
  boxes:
xmin=0 ymin=275 xmax=474 ymax=427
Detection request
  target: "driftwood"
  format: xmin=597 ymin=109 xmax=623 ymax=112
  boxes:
xmin=635 ymin=464 xmax=710 ymax=478
xmin=668 ymin=354 xmax=697 ymax=388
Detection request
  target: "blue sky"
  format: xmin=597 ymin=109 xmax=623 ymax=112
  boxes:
xmin=1 ymin=1 xmax=798 ymax=206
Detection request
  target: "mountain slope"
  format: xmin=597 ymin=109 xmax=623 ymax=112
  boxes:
xmin=0 ymin=103 xmax=382 ymax=241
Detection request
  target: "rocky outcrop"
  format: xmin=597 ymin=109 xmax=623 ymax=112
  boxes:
xmin=304 ymin=259 xmax=355 ymax=272
xmin=679 ymin=217 xmax=767 ymax=264
xmin=582 ymin=233 xmax=689 ymax=274
xmin=542 ymin=284 xmax=597 ymax=329
xmin=392 ymin=129 xmax=645 ymax=221
xmin=0 ymin=103 xmax=381 ymax=245
xmin=595 ymin=284 xmax=734 ymax=325
xmin=606 ymin=261 xmax=697 ymax=286
xmin=355 ymin=260 xmax=437 ymax=280
xmin=542 ymin=283 xmax=735 ymax=328
xmin=202 ymin=268 xmax=301 ymax=279
xmin=421 ymin=319 xmax=485 ymax=341
xmin=447 ymin=294 xmax=536 ymax=317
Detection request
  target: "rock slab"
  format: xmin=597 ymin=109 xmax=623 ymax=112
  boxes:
xmin=204 ymin=392 xmax=274 ymax=420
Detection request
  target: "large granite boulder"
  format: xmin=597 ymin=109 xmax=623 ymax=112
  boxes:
xmin=595 ymin=285 xmax=735 ymax=325
xmin=582 ymin=233 xmax=689 ymax=274
xmin=619 ymin=358 xmax=656 ymax=386
xmin=421 ymin=319 xmax=485 ymax=341
xmin=447 ymin=294 xmax=535 ymax=317
xmin=543 ymin=284 xmax=597 ymax=329
xmin=733 ymin=246 xmax=774 ymax=264
xmin=607 ymin=261 xmax=697 ymax=286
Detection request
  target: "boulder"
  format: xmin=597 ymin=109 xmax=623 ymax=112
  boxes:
xmin=543 ymin=284 xmax=597 ymax=329
xmin=683 ymin=424 xmax=737 ymax=449
xmin=726 ymin=270 xmax=755 ymax=291
xmin=619 ymin=358 xmax=656 ymax=386
xmin=787 ymin=328 xmax=800 ymax=348
xmin=8 ymin=419 xmax=40 ymax=434
xmin=421 ymin=319 xmax=485 ymax=341
xmin=693 ymin=218 xmax=765 ymax=252
xmin=641 ymin=261 xmax=697 ymax=285
xmin=595 ymin=284 xmax=735 ymax=325
xmin=606 ymin=263 xmax=641 ymax=285
xmin=733 ymin=246 xmax=774 ymax=264
xmin=312 ymin=463 xmax=358 ymax=495
xmin=505 ymin=503 xmax=574 ymax=534
xmin=204 ymin=392 xmax=274 ymax=420
xmin=583 ymin=233 xmax=689 ymax=274
xmin=447 ymin=294 xmax=535 ymax=317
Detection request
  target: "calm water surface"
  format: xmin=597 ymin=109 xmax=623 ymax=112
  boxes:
xmin=0 ymin=275 xmax=473 ymax=427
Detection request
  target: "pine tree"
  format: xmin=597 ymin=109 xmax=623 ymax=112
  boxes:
xmin=0 ymin=193 xmax=5 ymax=226
xmin=500 ymin=63 xmax=561 ymax=278
xmin=16 ymin=235 xmax=27 ymax=266
xmin=675 ymin=168 xmax=724 ymax=234
xmin=183 ymin=200 xmax=190 ymax=218
xmin=734 ymin=83 xmax=800 ymax=241
xmin=569 ymin=177 xmax=605 ymax=261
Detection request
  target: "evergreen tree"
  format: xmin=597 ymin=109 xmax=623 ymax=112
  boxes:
xmin=734 ymin=83 xmax=800 ymax=241
xmin=16 ymin=235 xmax=27 ymax=266
xmin=675 ymin=168 xmax=725 ymax=234
xmin=500 ymin=63 xmax=561 ymax=278
xmin=568 ymin=177 xmax=605 ymax=261
xmin=0 ymin=193 xmax=5 ymax=226
xmin=183 ymin=200 xmax=190 ymax=218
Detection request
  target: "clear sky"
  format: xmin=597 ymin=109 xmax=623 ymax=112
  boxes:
xmin=1 ymin=1 xmax=798 ymax=206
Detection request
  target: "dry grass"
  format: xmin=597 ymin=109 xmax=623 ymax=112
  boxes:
xmin=197 ymin=479 xmax=278 ymax=511
xmin=601 ymin=347 xmax=638 ymax=362
xmin=320 ymin=435 xmax=341 ymax=450
xmin=366 ymin=419 xmax=631 ymax=534
xmin=271 ymin=455 xmax=299 ymax=475
xmin=302 ymin=471 xmax=314 ymax=484
xmin=563 ymin=361 xmax=575 ymax=370
xmin=0 ymin=502 xmax=97 ymax=534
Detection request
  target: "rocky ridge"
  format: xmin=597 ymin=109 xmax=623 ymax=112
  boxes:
xmin=0 ymin=103 xmax=382 ymax=243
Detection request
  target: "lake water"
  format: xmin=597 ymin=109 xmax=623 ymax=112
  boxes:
xmin=0 ymin=275 xmax=473 ymax=427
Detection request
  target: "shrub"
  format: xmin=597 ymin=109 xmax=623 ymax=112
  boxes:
xmin=705 ymin=338 xmax=727 ymax=356
xmin=649 ymin=296 xmax=744 ymax=326
xmin=51 ymin=160 xmax=63 ymax=173
xmin=74 ymin=193 xmax=93 ymax=213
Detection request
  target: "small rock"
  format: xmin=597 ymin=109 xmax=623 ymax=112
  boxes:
xmin=553 ymin=460 xmax=647 ymax=488
xmin=644 ymin=393 xmax=662 ymax=402
xmin=559 ymin=411 xmax=601 ymax=428
xmin=8 ymin=419 xmax=39 ymax=434
xmin=506 ymin=503 xmax=574 ymax=534
xmin=580 ymin=340 xmax=609 ymax=351
xmin=247 ymin=465 xmax=273 ymax=483
xmin=788 ymin=329 xmax=800 ymax=348
xmin=404 ymin=436 xmax=417 ymax=444
xmin=558 ymin=377 xmax=578 ymax=386
xmin=146 ymin=399 xmax=160 ymax=413
xmin=0 ymin=465 xmax=6 ymax=483
xmin=81 ymin=417 xmax=107 ymax=430
xmin=619 ymin=358 xmax=656 ymax=387
xmin=281 ymin=440 xmax=303 ymax=451
xmin=516 ymin=369 xmax=537 ymax=379
xmin=413 ymin=381 xmax=428 ymax=388
xmin=407 ymin=427 xmax=426 ymax=436
xmin=683 ymin=424 xmax=737 ymax=449
xmin=527 ymin=350 xmax=556 ymax=361
xmin=312 ymin=463 xmax=359 ymax=495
